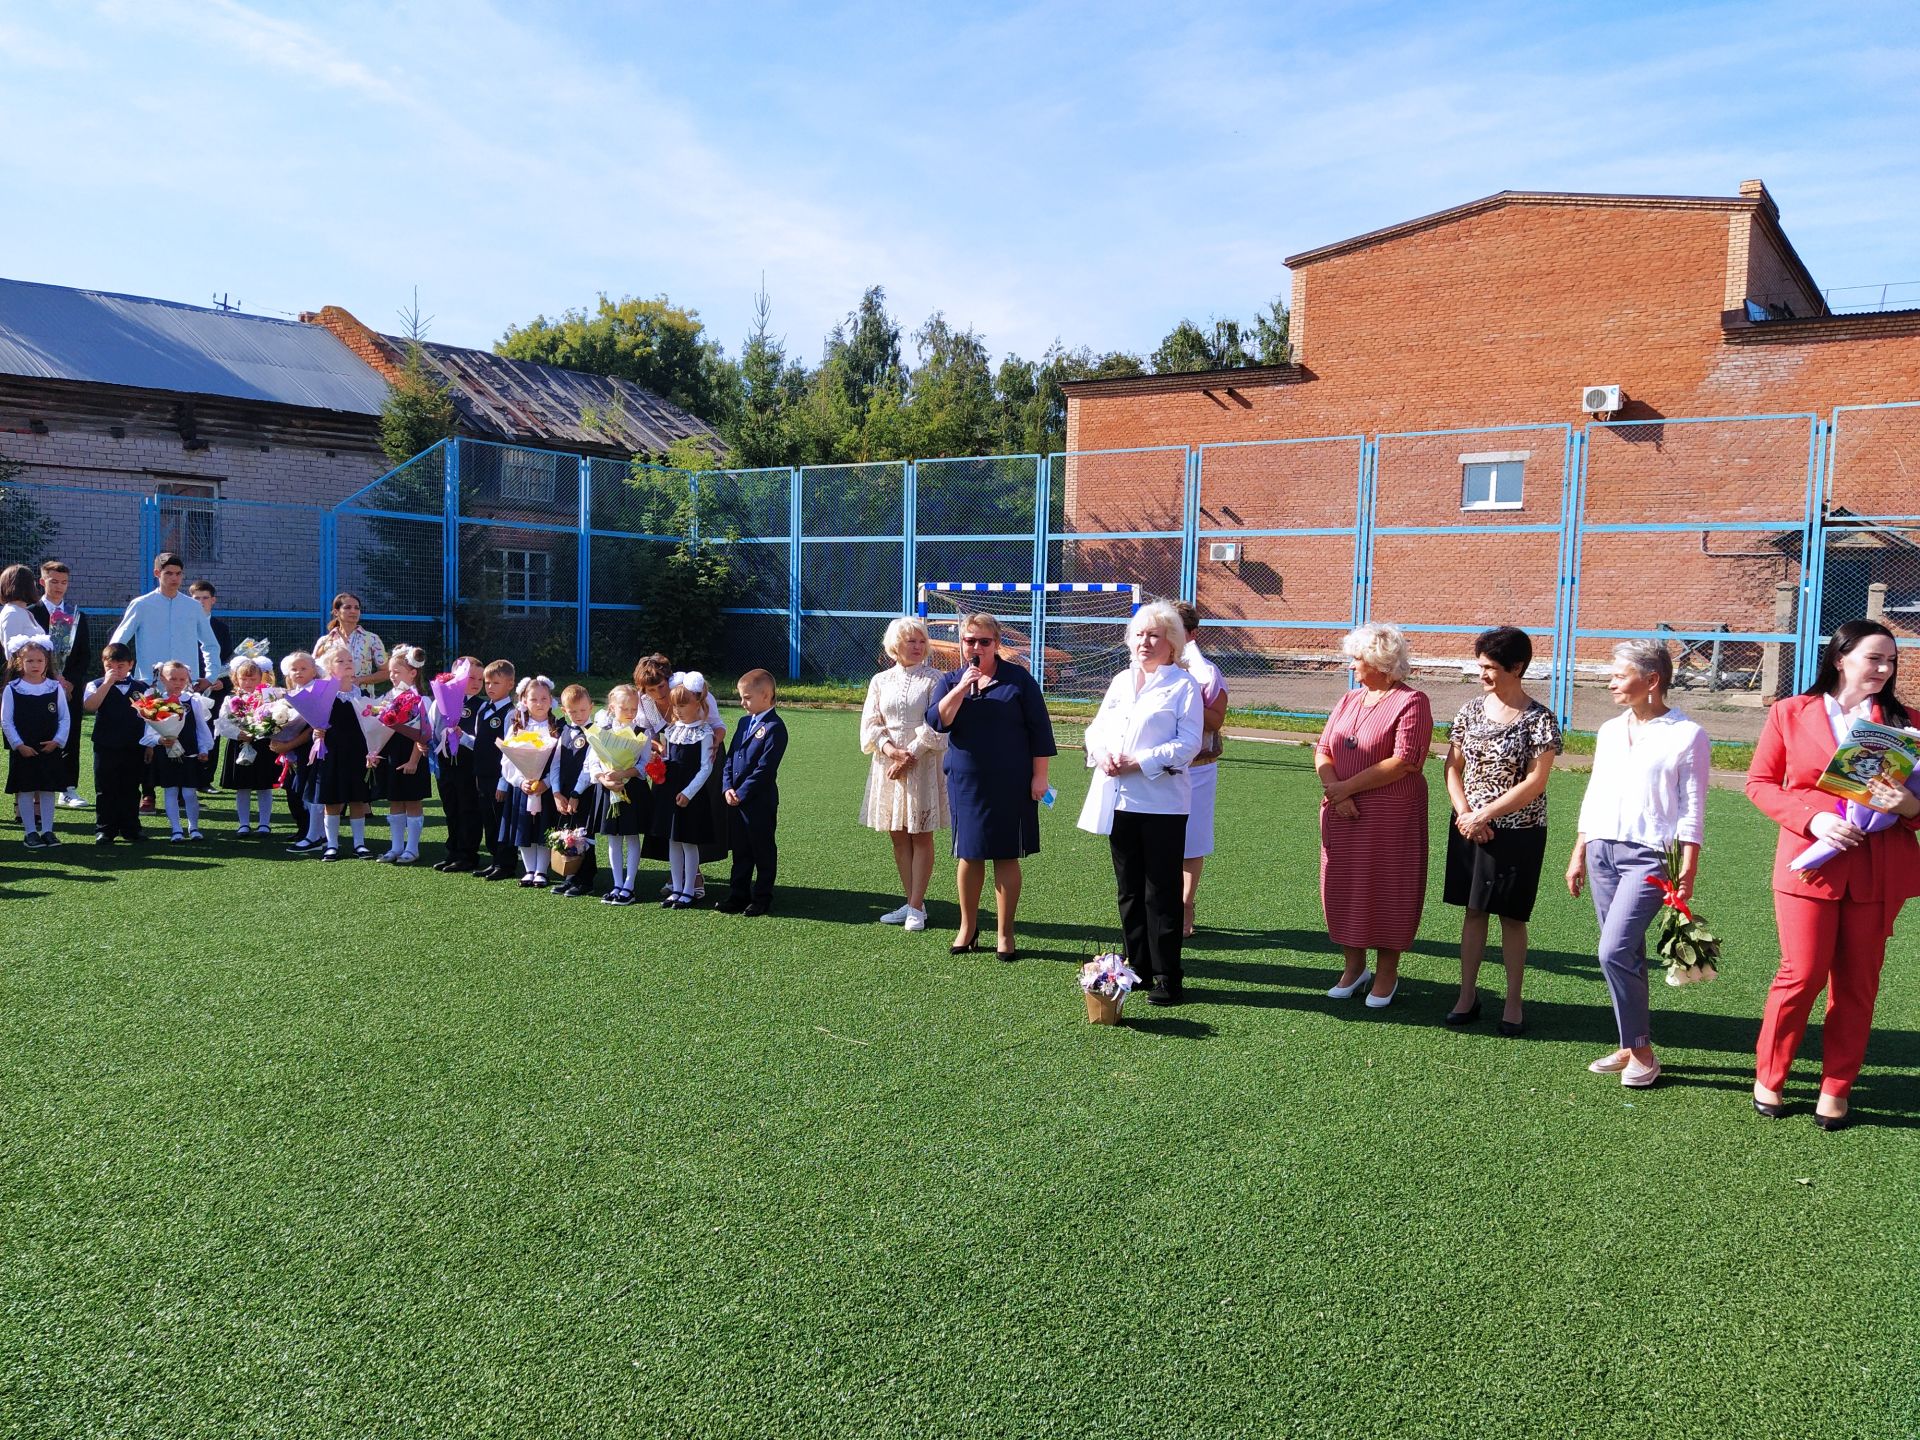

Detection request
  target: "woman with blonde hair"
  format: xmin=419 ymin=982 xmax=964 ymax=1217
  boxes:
xmin=860 ymin=616 xmax=950 ymax=931
xmin=1316 ymin=622 xmax=1434 ymax=1007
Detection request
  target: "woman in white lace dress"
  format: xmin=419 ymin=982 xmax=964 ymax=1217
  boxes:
xmin=860 ymin=616 xmax=950 ymax=931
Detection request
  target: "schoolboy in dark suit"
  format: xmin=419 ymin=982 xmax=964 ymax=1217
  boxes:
xmin=472 ymin=660 xmax=518 ymax=880
xmin=717 ymin=669 xmax=787 ymax=916
xmin=80 ymin=642 xmax=149 ymax=843
xmin=433 ymin=656 xmax=484 ymax=872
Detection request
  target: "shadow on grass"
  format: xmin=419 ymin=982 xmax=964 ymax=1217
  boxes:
xmin=1119 ymin=1013 xmax=1217 ymax=1039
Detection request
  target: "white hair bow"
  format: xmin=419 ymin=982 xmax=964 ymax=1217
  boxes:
xmin=681 ymin=670 xmax=707 ymax=695
xmin=5 ymin=633 xmax=53 ymax=661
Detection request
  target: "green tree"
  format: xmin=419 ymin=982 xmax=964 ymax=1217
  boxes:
xmin=906 ymin=313 xmax=998 ymax=459
xmin=823 ymin=286 xmax=905 ymax=416
xmin=723 ymin=285 xmax=803 ymax=470
xmin=1151 ymin=317 xmax=1254 ymax=373
xmin=0 ymin=460 xmax=57 ymax=564
xmin=496 ymin=294 xmax=735 ymax=425
xmin=378 ymin=342 xmax=460 ymax=466
xmin=994 ymin=345 xmax=1144 ymax=456
xmin=1250 ymin=297 xmax=1291 ymax=365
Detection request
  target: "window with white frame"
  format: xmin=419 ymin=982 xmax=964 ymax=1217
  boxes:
xmin=1459 ymin=450 xmax=1527 ymax=511
xmin=154 ymin=478 xmax=223 ymax=563
xmin=501 ymin=450 xmax=558 ymax=503
xmin=489 ymin=548 xmax=552 ymax=616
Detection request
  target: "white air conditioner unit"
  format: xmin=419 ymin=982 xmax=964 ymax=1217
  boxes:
xmin=1208 ymin=542 xmax=1240 ymax=564
xmin=1582 ymin=384 xmax=1623 ymax=415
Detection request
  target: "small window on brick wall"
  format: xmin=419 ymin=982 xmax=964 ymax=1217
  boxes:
xmin=1459 ymin=450 xmax=1528 ymax=511
xmin=487 ymin=548 xmax=552 ymax=617
xmin=155 ymin=478 xmax=224 ymax=564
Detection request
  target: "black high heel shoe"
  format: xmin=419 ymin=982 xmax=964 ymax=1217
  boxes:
xmin=1813 ymin=1108 xmax=1850 ymax=1131
xmin=950 ymin=933 xmax=979 ymax=955
xmin=1752 ymin=1097 xmax=1787 ymax=1119
xmin=1442 ymin=1000 xmax=1482 ymax=1027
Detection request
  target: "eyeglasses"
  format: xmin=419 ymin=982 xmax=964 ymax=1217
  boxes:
xmin=963 ymin=637 xmax=996 ymax=648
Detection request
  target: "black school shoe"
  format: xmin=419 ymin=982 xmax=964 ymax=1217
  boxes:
xmin=742 ymin=901 xmax=771 ymax=917
xmin=1146 ymin=977 xmax=1184 ymax=1007
xmin=714 ymin=896 xmax=749 ymax=913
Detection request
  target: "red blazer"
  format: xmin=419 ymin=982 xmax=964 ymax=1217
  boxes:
xmin=1746 ymin=693 xmax=1920 ymax=902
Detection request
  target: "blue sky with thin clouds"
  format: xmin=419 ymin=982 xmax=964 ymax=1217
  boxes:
xmin=3 ymin=1 xmax=1915 ymax=366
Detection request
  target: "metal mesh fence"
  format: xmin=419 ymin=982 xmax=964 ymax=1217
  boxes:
xmin=795 ymin=462 xmax=907 ymax=683
xmin=0 ymin=479 xmax=149 ymax=601
xmin=1824 ymin=402 xmax=1920 ymax=659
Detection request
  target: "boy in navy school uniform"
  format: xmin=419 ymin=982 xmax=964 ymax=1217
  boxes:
xmin=472 ymin=659 xmax=518 ymax=881
xmin=81 ymin=642 xmax=149 ymax=843
xmin=717 ymin=669 xmax=787 ymax=916
xmin=433 ymin=656 xmax=484 ymax=872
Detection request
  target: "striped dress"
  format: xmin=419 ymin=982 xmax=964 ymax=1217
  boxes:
xmin=1317 ymin=683 xmax=1434 ymax=951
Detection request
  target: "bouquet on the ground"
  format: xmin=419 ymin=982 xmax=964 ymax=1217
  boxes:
xmin=546 ymin=825 xmax=592 ymax=875
xmin=354 ymin=696 xmax=396 ymax=766
xmin=430 ymin=661 xmax=474 ymax=756
xmin=216 ymin=690 xmax=280 ymax=764
xmin=586 ymin=724 xmax=650 ymax=815
xmin=285 ymin=676 xmax=341 ymax=759
xmin=1079 ymin=953 xmax=1142 ymax=1024
xmin=132 ymin=693 xmax=189 ymax=758
xmin=499 ymin=729 xmax=558 ymax=813
xmin=1646 ymin=843 xmax=1720 ymax=986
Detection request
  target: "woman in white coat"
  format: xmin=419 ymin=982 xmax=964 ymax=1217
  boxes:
xmin=1078 ymin=600 xmax=1204 ymax=1006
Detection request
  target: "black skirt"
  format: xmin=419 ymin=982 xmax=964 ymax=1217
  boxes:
xmin=375 ymin=732 xmax=433 ymax=803
xmin=596 ymin=776 xmax=649 ymax=837
xmin=1443 ymin=822 xmax=1549 ymax=922
xmin=646 ymin=741 xmax=719 ymax=848
xmin=313 ymin=698 xmax=372 ymax=806
xmin=220 ymin=734 xmax=280 ymax=791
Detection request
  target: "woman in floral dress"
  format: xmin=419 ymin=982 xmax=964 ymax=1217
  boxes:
xmin=859 ymin=617 xmax=950 ymax=932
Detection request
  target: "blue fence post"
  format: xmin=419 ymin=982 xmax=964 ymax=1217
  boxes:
xmin=317 ymin=509 xmax=337 ymax=629
xmin=901 ymin=460 xmax=918 ymax=615
xmin=1031 ymin=455 xmax=1050 ymax=684
xmin=576 ymin=455 xmax=592 ymax=674
xmin=1549 ymin=426 xmax=1583 ymax=727
xmin=444 ymin=440 xmax=462 ymax=658
xmin=1795 ymin=418 xmax=1831 ymax=691
xmin=1180 ymin=447 xmax=1200 ymax=603
xmin=137 ymin=496 xmax=160 ymax=591
xmin=1352 ymin=440 xmax=1377 ymax=625
xmin=787 ymin=466 xmax=803 ymax=680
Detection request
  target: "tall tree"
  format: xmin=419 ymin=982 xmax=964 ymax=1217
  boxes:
xmin=378 ymin=342 xmax=460 ymax=466
xmin=1151 ymin=317 xmax=1254 ymax=373
xmin=1250 ymin=297 xmax=1291 ymax=365
xmin=724 ymin=283 xmax=801 ymax=470
xmin=906 ymin=313 xmax=998 ymax=459
xmin=823 ymin=286 xmax=905 ymax=415
xmin=497 ymin=294 xmax=735 ymax=424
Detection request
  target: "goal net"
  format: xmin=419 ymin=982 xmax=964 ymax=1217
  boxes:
xmin=916 ymin=581 xmax=1142 ymax=696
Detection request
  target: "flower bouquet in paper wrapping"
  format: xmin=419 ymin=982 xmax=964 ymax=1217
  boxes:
xmin=216 ymin=689 xmax=280 ymax=764
xmin=1791 ymin=720 xmax=1920 ymax=873
xmin=353 ymin=696 xmax=395 ymax=768
xmin=546 ymin=825 xmax=592 ymax=876
xmin=1646 ymin=843 xmax=1720 ymax=986
xmin=284 ymin=676 xmax=341 ymax=759
xmin=498 ymin=729 xmax=558 ymax=813
xmin=586 ymin=725 xmax=651 ymax=816
xmin=378 ymin=688 xmax=428 ymax=744
xmin=1079 ymin=953 xmax=1142 ymax=1024
xmin=429 ymin=661 xmax=474 ymax=756
xmin=132 ymin=693 xmax=189 ymax=758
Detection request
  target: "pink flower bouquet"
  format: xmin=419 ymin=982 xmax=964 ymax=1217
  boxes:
xmin=430 ymin=661 xmax=474 ymax=756
xmin=354 ymin=696 xmax=395 ymax=765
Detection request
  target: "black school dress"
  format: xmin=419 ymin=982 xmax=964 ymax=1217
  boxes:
xmin=148 ymin=695 xmax=212 ymax=791
xmin=646 ymin=723 xmax=719 ymax=848
xmin=314 ymin=691 xmax=372 ymax=806
xmin=376 ymin=689 xmax=433 ymax=803
xmin=219 ymin=694 xmax=281 ymax=791
xmin=503 ymin=736 xmax=560 ymax=846
xmin=593 ymin=725 xmax=651 ymax=838
xmin=5 ymin=680 xmax=68 ymax=794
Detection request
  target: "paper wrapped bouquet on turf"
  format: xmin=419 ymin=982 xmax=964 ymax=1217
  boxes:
xmin=1079 ymin=953 xmax=1142 ymax=1025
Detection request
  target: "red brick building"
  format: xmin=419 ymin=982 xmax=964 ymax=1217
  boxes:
xmin=1059 ymin=181 xmax=1920 ymax=724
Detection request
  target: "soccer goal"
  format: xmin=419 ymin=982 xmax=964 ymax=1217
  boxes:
xmin=916 ymin=581 xmax=1142 ymax=693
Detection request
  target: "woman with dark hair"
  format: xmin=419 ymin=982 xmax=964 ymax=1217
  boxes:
xmin=1747 ymin=619 xmax=1920 ymax=1129
xmin=314 ymin=592 xmax=388 ymax=687
xmin=0 ymin=564 xmax=48 ymax=653
xmin=1442 ymin=625 xmax=1562 ymax=1034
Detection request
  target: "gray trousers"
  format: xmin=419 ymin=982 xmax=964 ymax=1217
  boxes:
xmin=1587 ymin=839 xmax=1668 ymax=1050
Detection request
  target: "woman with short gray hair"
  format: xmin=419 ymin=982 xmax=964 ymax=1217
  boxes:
xmin=1316 ymin=622 xmax=1434 ymax=1006
xmin=1565 ymin=640 xmax=1710 ymax=1089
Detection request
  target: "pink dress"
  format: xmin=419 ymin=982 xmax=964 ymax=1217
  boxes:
xmin=1317 ymin=684 xmax=1434 ymax=950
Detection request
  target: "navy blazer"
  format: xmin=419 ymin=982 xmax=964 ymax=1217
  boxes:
xmin=723 ymin=709 xmax=787 ymax=808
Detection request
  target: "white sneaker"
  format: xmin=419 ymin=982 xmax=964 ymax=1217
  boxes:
xmin=903 ymin=908 xmax=927 ymax=932
xmin=879 ymin=905 xmax=914 ymax=925
xmin=61 ymin=788 xmax=90 ymax=808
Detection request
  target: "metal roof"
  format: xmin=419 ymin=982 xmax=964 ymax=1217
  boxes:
xmin=0 ymin=277 xmax=391 ymax=415
xmin=411 ymin=339 xmax=715 ymax=455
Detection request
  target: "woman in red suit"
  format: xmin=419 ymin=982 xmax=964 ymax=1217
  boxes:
xmin=1746 ymin=620 xmax=1920 ymax=1130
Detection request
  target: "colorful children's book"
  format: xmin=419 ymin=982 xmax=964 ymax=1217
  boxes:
xmin=1816 ymin=718 xmax=1920 ymax=810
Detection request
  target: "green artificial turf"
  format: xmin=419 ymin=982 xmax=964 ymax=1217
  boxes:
xmin=2 ymin=711 xmax=1916 ymax=1439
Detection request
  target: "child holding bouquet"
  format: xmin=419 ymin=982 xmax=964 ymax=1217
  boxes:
xmin=431 ymin=656 xmax=483 ymax=872
xmin=647 ymin=674 xmax=721 ymax=908
xmin=217 ymin=656 xmax=281 ymax=837
xmin=498 ymin=675 xmax=562 ymax=888
xmin=550 ymin=683 xmax=600 ymax=898
xmin=588 ymin=683 xmax=652 ymax=906
xmin=637 ymin=653 xmax=727 ymax=897
xmin=272 ymin=651 xmax=323 ymax=854
xmin=5 ymin=633 xmax=71 ymax=847
xmin=82 ymin=641 xmax=149 ymax=844
xmin=372 ymin=644 xmax=433 ymax=865
xmin=312 ymin=640 xmax=373 ymax=861
xmin=143 ymin=659 xmax=213 ymax=842
xmin=473 ymin=660 xmax=517 ymax=881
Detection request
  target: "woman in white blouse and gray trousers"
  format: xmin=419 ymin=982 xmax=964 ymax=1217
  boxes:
xmin=1079 ymin=600 xmax=1204 ymax=1006
xmin=1566 ymin=640 xmax=1711 ymax=1088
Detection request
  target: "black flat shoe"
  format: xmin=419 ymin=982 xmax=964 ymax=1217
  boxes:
xmin=1753 ymin=1098 xmax=1787 ymax=1119
xmin=1497 ymin=1019 xmax=1525 ymax=1038
xmin=1443 ymin=1001 xmax=1482 ymax=1027
xmin=1146 ymin=978 xmax=1183 ymax=1007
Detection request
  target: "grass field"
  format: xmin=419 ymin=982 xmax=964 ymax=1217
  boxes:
xmin=3 ymin=708 xmax=1917 ymax=1439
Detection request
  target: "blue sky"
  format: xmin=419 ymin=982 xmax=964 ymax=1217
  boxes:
xmin=3 ymin=0 xmax=1916 ymax=367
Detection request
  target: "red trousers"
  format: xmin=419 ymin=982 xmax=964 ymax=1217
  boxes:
xmin=1757 ymin=891 xmax=1892 ymax=1099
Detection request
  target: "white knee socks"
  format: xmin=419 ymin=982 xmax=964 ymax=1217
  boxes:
xmin=519 ymin=843 xmax=547 ymax=879
xmin=669 ymin=841 xmax=699 ymax=898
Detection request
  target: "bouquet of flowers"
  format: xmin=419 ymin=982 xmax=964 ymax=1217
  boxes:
xmin=216 ymin=690 xmax=280 ymax=764
xmin=546 ymin=825 xmax=592 ymax=876
xmin=430 ymin=661 xmax=474 ymax=756
xmin=354 ymin=696 xmax=396 ymax=766
xmin=499 ymin=728 xmax=558 ymax=813
xmin=1791 ymin=766 xmax=1920 ymax=873
xmin=379 ymin=688 xmax=427 ymax=740
xmin=1079 ymin=952 xmax=1142 ymax=1024
xmin=644 ymin=754 xmax=668 ymax=786
xmin=586 ymin=724 xmax=651 ymax=815
xmin=132 ymin=693 xmax=189 ymax=758
xmin=285 ymin=676 xmax=341 ymax=759
xmin=1646 ymin=843 xmax=1720 ymax=986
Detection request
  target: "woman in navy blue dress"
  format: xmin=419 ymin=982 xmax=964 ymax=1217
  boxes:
xmin=926 ymin=613 xmax=1057 ymax=961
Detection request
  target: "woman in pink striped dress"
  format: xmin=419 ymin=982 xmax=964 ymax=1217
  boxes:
xmin=1316 ymin=623 xmax=1434 ymax=1008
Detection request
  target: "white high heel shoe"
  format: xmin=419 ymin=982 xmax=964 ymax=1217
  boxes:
xmin=1326 ymin=969 xmax=1373 ymax=1000
xmin=1363 ymin=982 xmax=1399 ymax=1009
